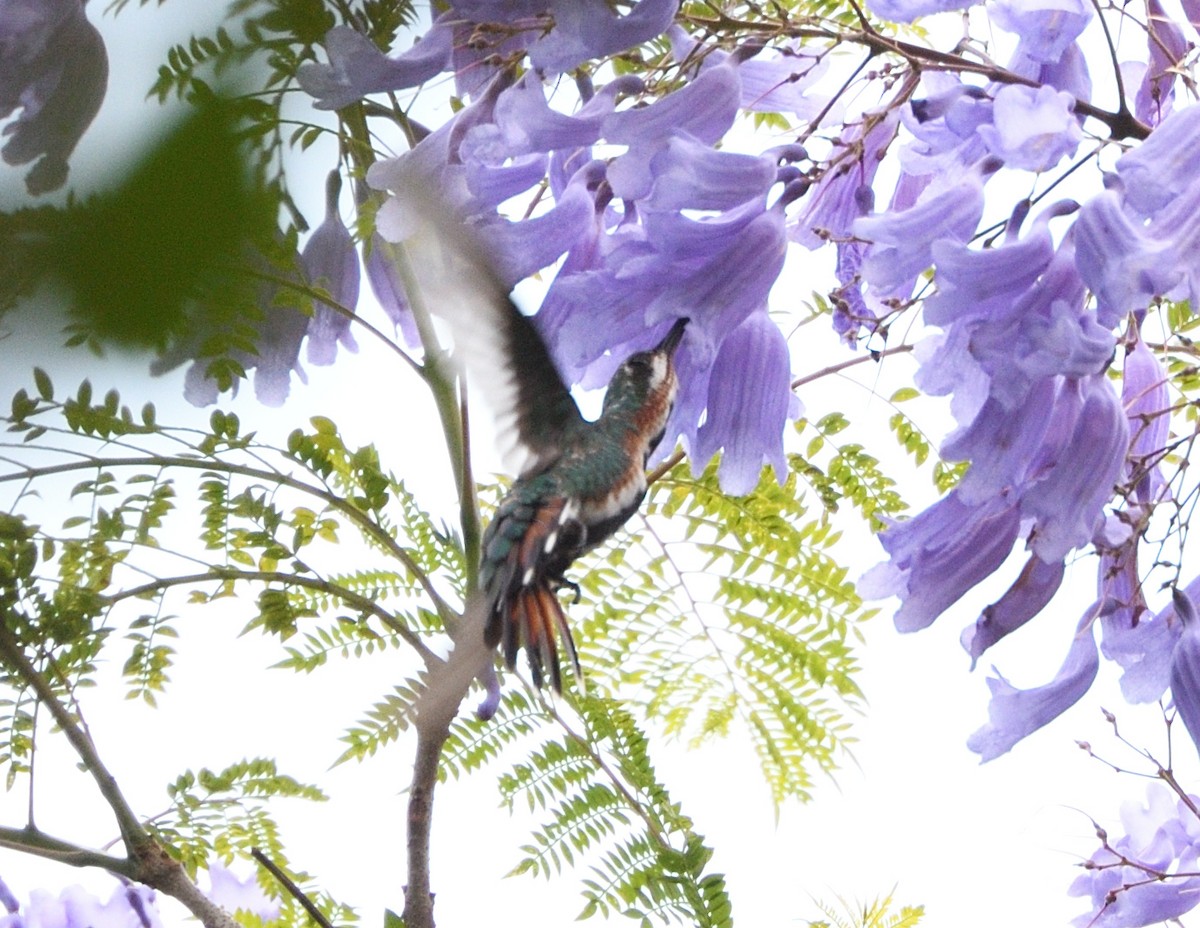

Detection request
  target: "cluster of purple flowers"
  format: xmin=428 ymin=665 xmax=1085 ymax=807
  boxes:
xmin=0 ymin=878 xmax=162 ymax=928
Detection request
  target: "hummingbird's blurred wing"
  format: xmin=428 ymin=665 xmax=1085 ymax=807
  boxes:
xmin=392 ymin=192 xmax=584 ymax=477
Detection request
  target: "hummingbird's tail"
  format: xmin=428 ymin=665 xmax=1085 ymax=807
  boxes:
xmin=487 ymin=583 xmax=581 ymax=694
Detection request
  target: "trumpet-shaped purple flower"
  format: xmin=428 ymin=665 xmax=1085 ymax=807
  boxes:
xmin=859 ymin=491 xmax=1021 ymax=633
xmin=988 ymin=0 xmax=1092 ymax=64
xmin=0 ymin=0 xmax=108 ymax=194
xmin=297 ymin=19 xmax=454 ymax=110
xmin=1070 ymin=784 xmax=1200 ymax=927
xmin=1122 ymin=336 xmax=1170 ymax=504
xmin=363 ymin=233 xmax=420 ymax=348
xmin=976 ymin=84 xmax=1082 ymax=172
xmin=302 ymin=171 xmax=360 ymax=365
xmin=694 ymin=311 xmax=794 ymax=494
xmin=1023 ymin=375 xmax=1129 ymax=562
xmin=866 ymin=0 xmax=977 ymax=24
xmin=791 ymin=108 xmax=900 ymax=250
xmin=1170 ymin=589 xmax=1200 ymax=757
xmin=852 ymin=160 xmax=989 ymax=294
xmin=1115 ymin=104 xmax=1200 ymax=215
xmin=1134 ymin=0 xmax=1187 ymax=126
xmin=961 ymin=555 xmax=1065 ymax=666
xmin=967 ymin=605 xmax=1100 ymax=761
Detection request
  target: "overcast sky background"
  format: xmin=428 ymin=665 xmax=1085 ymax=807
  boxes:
xmin=0 ymin=4 xmax=1195 ymax=928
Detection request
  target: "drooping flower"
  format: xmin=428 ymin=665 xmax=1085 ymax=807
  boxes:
xmin=961 ymin=555 xmax=1066 ymax=666
xmin=0 ymin=0 xmax=108 ymax=194
xmin=967 ymin=604 xmax=1100 ymax=761
xmin=1169 ymin=589 xmax=1200 ymax=757
xmin=1122 ymin=334 xmax=1171 ymax=505
xmin=302 ymin=171 xmax=360 ymax=365
xmin=987 ymin=0 xmax=1093 ymax=64
xmin=859 ymin=491 xmax=1021 ymax=633
xmin=450 ymin=0 xmax=679 ymax=75
xmin=1134 ymin=0 xmax=1187 ymax=126
xmin=866 ymin=0 xmax=979 ymax=25
xmin=975 ymin=84 xmax=1082 ymax=172
xmin=297 ymin=18 xmax=454 ymax=110
xmin=693 ymin=311 xmax=794 ymax=494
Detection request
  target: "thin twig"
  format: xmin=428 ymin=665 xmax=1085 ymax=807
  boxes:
xmin=251 ymin=848 xmax=336 ymax=928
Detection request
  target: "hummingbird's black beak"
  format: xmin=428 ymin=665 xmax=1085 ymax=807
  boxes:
xmin=655 ymin=317 xmax=689 ymax=356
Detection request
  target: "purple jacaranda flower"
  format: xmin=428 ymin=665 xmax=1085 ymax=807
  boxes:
xmin=923 ymin=207 xmax=1057 ymax=329
xmin=450 ymin=0 xmax=678 ymax=75
xmin=1072 ymin=189 xmax=1184 ymax=328
xmin=303 ymin=170 xmax=360 ymax=365
xmin=830 ymin=239 xmax=880 ymax=344
xmin=0 ymin=879 xmax=16 ymax=915
xmin=693 ymin=311 xmax=793 ymax=495
xmin=961 ymin=555 xmax=1066 ymax=666
xmin=866 ymin=0 xmax=977 ymax=24
xmin=0 ymin=884 xmax=165 ymax=928
xmin=1009 ymin=39 xmax=1092 ymax=102
xmin=942 ymin=377 xmax=1057 ymax=505
xmin=1134 ymin=0 xmax=1187 ymax=126
xmin=204 ymin=863 xmax=280 ymax=921
xmin=966 ymin=604 xmax=1100 ymax=761
xmin=966 ymin=233 xmax=1113 ymax=409
xmin=1169 ymin=588 xmax=1200 ymax=757
xmin=471 ymin=72 xmax=642 ymax=160
xmin=605 ymin=62 xmax=741 ymax=201
xmin=896 ymin=77 xmax=992 ymax=180
xmin=1070 ymin=784 xmax=1200 ymax=927
xmin=297 ymin=18 xmax=454 ymax=110
xmin=976 ymin=84 xmax=1082 ymax=172
xmin=154 ymin=244 xmax=310 ymax=407
xmin=1122 ymin=335 xmax=1170 ymax=505
xmin=364 ymin=233 xmax=420 ymax=348
xmin=852 ymin=159 xmax=990 ymax=295
xmin=1115 ymin=104 xmax=1200 ymax=216
xmin=666 ymin=26 xmax=830 ymax=121
xmin=987 ymin=0 xmax=1093 ymax=64
xmin=859 ymin=490 xmax=1021 ymax=632
xmin=0 ymin=0 xmax=108 ymax=194
xmin=1100 ymin=558 xmax=1196 ymax=705
xmin=1023 ymin=375 xmax=1129 ymax=562
xmin=790 ymin=108 xmax=900 ymax=250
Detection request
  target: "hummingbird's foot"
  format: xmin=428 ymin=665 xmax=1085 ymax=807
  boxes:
xmin=554 ymin=577 xmax=582 ymax=604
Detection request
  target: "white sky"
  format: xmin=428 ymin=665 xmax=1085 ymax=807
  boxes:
xmin=0 ymin=4 xmax=1196 ymax=928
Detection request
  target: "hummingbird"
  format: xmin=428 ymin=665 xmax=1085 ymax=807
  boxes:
xmin=393 ymin=191 xmax=688 ymax=699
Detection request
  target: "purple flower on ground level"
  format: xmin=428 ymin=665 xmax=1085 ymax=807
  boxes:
xmin=1070 ymin=784 xmax=1200 ymax=927
xmin=966 ymin=604 xmax=1100 ymax=761
xmin=976 ymin=84 xmax=1082 ymax=172
xmin=693 ymin=311 xmax=794 ymax=495
xmin=204 ymin=863 xmax=280 ymax=921
xmin=0 ymin=0 xmax=108 ymax=194
xmin=302 ymin=171 xmax=360 ymax=366
xmin=297 ymin=19 xmax=453 ymax=110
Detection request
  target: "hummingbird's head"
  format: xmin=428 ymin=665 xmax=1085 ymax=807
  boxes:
xmin=601 ymin=318 xmax=688 ymax=449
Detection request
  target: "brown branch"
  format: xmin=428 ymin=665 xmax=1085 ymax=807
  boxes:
xmin=251 ymin=848 xmax=336 ymax=928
